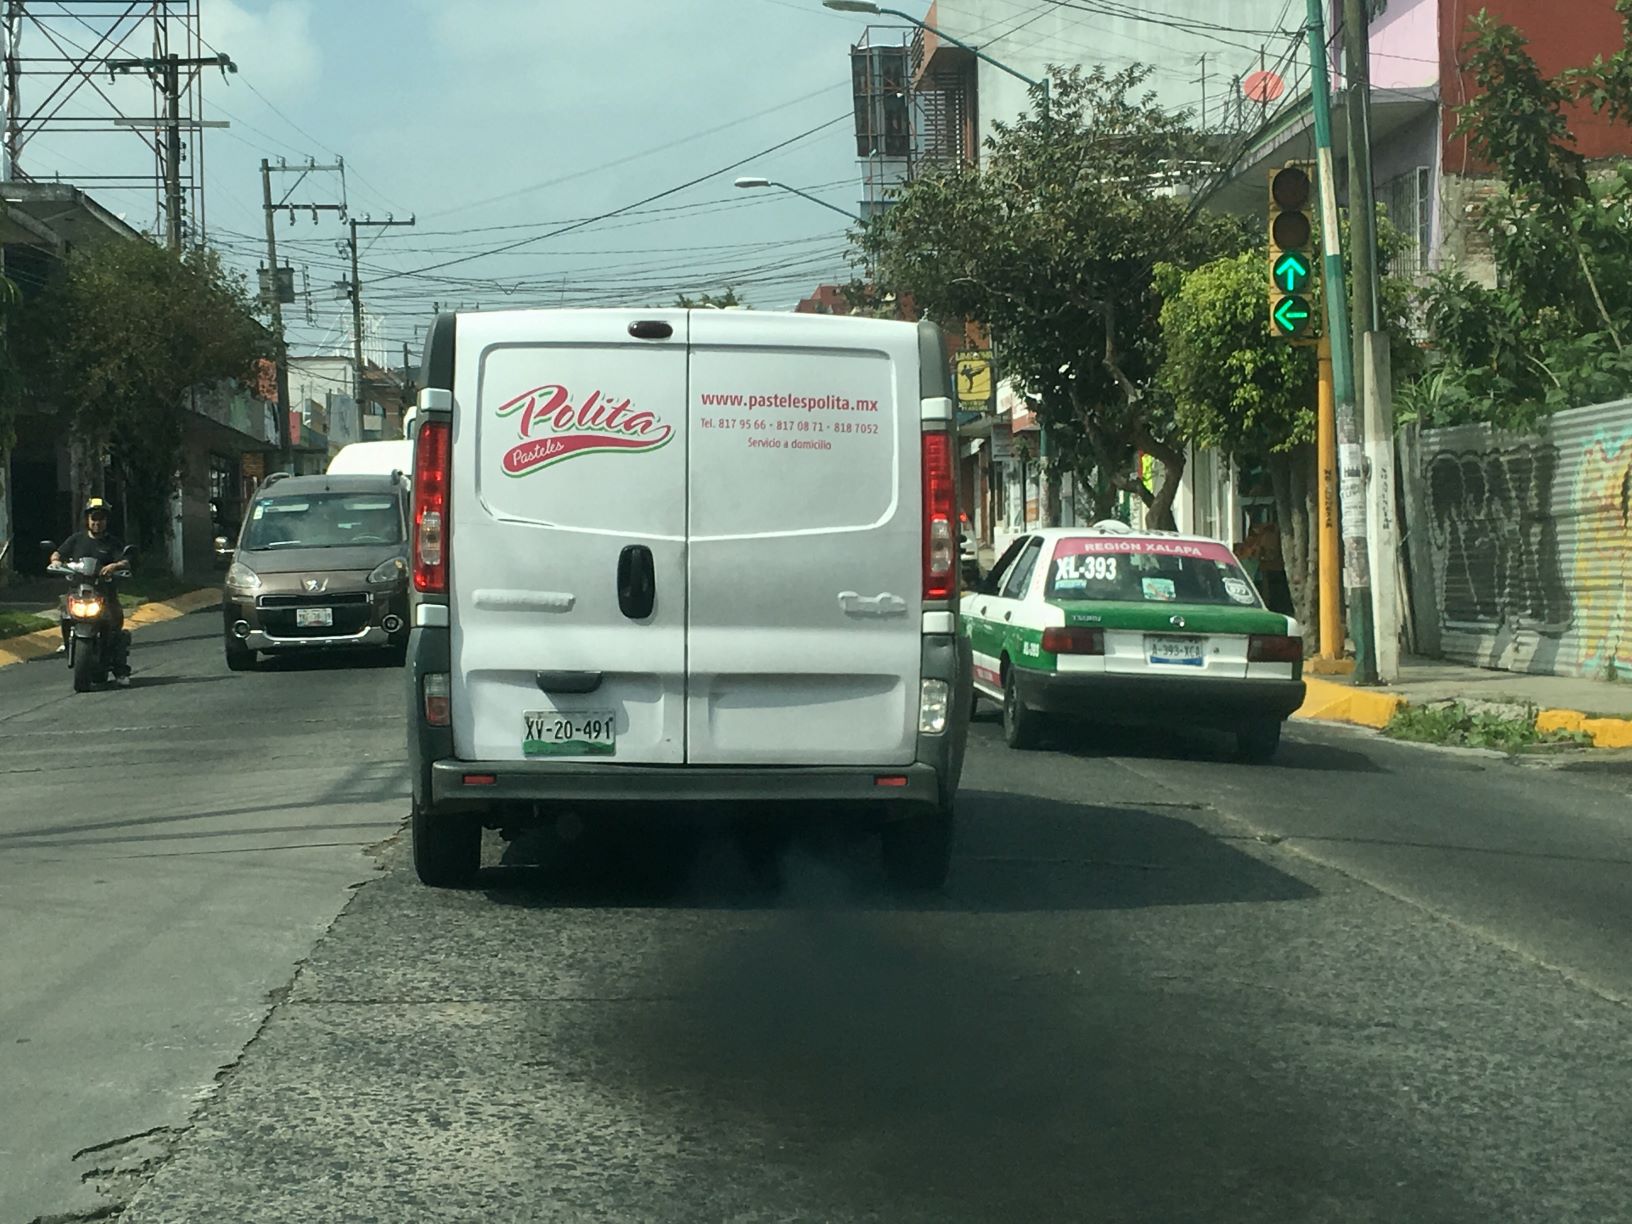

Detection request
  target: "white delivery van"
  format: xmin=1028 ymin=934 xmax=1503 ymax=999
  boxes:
xmin=405 ymin=308 xmax=971 ymax=889
xmin=328 ymin=439 xmax=413 ymax=480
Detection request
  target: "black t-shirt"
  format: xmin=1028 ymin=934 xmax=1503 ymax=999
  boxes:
xmin=56 ymin=530 xmax=125 ymax=579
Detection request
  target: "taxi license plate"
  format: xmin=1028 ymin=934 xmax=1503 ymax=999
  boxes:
xmin=295 ymin=607 xmax=333 ymax=628
xmin=523 ymin=710 xmax=616 ymax=757
xmin=1147 ymin=635 xmax=1204 ymax=667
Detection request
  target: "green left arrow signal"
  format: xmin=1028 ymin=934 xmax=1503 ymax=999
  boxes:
xmin=1273 ymin=250 xmax=1312 ymax=294
xmin=1272 ymin=294 xmax=1312 ymax=337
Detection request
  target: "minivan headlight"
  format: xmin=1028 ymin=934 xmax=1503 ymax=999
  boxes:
xmin=225 ymin=561 xmax=261 ymax=591
xmin=368 ymin=557 xmax=408 ymax=585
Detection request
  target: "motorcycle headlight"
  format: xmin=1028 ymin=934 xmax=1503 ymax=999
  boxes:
xmin=68 ymin=596 xmax=103 ymax=618
xmin=225 ymin=561 xmax=262 ymax=591
xmin=367 ymin=557 xmax=407 ymax=585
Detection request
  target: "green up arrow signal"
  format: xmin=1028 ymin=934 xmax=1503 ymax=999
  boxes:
xmin=1272 ymin=294 xmax=1312 ymax=337
xmin=1273 ymin=250 xmax=1312 ymax=294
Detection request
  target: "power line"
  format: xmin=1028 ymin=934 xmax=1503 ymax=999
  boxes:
xmin=374 ymin=113 xmax=853 ymax=284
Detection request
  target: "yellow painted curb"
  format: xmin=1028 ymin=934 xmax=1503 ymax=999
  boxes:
xmin=0 ymin=586 xmax=220 ymax=671
xmin=1537 ymin=708 xmax=1632 ymax=750
xmin=1292 ymin=676 xmax=1405 ymax=729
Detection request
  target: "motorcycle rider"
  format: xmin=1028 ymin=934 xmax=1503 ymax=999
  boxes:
xmin=50 ymin=497 xmax=132 ymax=686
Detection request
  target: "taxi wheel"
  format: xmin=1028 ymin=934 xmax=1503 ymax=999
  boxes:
xmin=1235 ymin=718 xmax=1283 ymax=763
xmin=412 ymin=799 xmax=481 ymax=887
xmin=1002 ymin=665 xmax=1045 ymax=750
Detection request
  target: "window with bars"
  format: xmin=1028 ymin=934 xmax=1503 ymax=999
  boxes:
xmin=1381 ymin=166 xmax=1433 ymax=274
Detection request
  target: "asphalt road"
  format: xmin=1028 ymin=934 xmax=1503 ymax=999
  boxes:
xmin=4 ymin=617 xmax=1631 ymax=1222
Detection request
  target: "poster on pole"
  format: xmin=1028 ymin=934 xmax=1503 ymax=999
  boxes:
xmin=954 ymin=349 xmax=994 ymax=411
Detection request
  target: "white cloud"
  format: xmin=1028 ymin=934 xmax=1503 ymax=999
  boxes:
xmin=201 ymin=0 xmax=322 ymax=100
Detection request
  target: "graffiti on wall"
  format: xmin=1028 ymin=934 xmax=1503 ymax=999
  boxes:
xmin=1418 ymin=400 xmax=1632 ymax=680
xmin=1424 ymin=444 xmax=1573 ymax=635
xmin=1572 ymin=427 xmax=1632 ymax=679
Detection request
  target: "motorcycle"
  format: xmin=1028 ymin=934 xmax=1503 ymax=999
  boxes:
xmin=43 ymin=543 xmax=135 ymax=692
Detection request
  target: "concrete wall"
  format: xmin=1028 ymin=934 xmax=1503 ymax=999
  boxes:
xmin=1414 ymin=399 xmax=1632 ymax=680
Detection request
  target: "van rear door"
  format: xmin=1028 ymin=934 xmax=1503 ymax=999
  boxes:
xmin=450 ymin=310 xmax=688 ymax=763
xmin=684 ymin=314 xmax=922 ymax=766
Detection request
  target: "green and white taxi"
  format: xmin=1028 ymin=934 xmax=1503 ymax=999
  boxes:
xmin=962 ymin=523 xmax=1306 ymax=760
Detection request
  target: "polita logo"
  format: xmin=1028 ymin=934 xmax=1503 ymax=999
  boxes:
xmin=495 ymin=384 xmax=673 ymax=475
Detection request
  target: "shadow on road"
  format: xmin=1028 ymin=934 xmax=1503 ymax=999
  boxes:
xmin=255 ymin=650 xmax=405 ymax=673
xmin=127 ymin=673 xmax=234 ymax=689
xmin=480 ymin=786 xmax=1316 ymax=915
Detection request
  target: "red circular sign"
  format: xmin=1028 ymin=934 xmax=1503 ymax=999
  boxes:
xmin=1243 ymin=70 xmax=1285 ymax=103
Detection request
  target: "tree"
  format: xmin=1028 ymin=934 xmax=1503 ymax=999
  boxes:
xmin=20 ymin=240 xmax=269 ymax=551
xmin=1401 ymin=9 xmax=1632 ymax=426
xmin=859 ymin=64 xmax=1253 ymax=525
xmin=675 ymin=286 xmax=743 ymax=309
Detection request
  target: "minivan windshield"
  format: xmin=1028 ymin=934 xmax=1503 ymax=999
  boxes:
xmin=241 ymin=493 xmax=403 ymax=550
xmin=1045 ymin=537 xmax=1262 ymax=608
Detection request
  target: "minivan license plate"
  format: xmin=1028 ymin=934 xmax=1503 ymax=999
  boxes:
xmin=1147 ymin=635 xmax=1204 ymax=667
xmin=296 ymin=607 xmax=333 ymax=628
xmin=523 ymin=711 xmax=616 ymax=757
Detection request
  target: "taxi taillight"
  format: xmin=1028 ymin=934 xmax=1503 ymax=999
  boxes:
xmin=922 ymin=431 xmax=955 ymax=601
xmin=1041 ymin=627 xmax=1105 ymax=655
xmin=1248 ymin=634 xmax=1304 ymax=663
xmin=413 ymin=420 xmax=451 ymax=594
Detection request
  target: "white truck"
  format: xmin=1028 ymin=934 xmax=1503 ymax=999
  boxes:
xmin=405 ymin=308 xmax=971 ymax=890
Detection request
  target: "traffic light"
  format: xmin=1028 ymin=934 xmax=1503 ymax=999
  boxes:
xmin=1268 ymin=163 xmax=1317 ymax=340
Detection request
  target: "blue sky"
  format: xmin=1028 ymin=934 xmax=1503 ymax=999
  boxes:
xmin=18 ymin=0 xmax=938 ymax=360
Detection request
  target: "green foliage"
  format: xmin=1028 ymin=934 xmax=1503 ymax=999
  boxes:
xmin=18 ymin=240 xmax=269 ymax=550
xmin=0 ymin=610 xmax=53 ymax=640
xmin=859 ymin=64 xmax=1253 ymax=522
xmin=1384 ymin=701 xmax=1591 ymax=752
xmin=1404 ymin=11 xmax=1632 ymax=426
xmin=675 ymin=286 xmax=743 ymax=309
xmin=1157 ymin=252 xmax=1315 ymax=459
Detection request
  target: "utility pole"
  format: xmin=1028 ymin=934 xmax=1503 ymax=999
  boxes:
xmin=347 ymin=214 xmax=415 ymax=413
xmin=1304 ymin=0 xmax=1374 ymax=682
xmin=260 ymin=158 xmax=347 ymax=471
xmin=1342 ymin=0 xmax=1400 ymax=682
xmin=109 ymin=50 xmax=234 ymax=251
xmin=1316 ymin=335 xmax=1343 ymax=660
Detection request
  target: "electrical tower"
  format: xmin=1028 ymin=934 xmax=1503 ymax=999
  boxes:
xmin=1 ymin=1 xmax=231 ymax=247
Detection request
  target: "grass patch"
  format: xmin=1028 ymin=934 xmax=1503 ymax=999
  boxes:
xmin=0 ymin=609 xmax=55 ymax=640
xmin=1385 ymin=702 xmax=1591 ymax=753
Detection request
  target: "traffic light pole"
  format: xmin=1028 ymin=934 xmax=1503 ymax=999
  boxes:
xmin=1304 ymin=0 xmax=1375 ymax=683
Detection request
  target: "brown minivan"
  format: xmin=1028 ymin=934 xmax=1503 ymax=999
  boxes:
xmin=221 ymin=472 xmax=411 ymax=671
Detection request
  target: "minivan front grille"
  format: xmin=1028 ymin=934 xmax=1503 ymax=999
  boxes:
xmin=258 ymin=592 xmax=370 ymax=608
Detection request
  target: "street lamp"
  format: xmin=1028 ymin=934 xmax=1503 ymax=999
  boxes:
xmin=734 ymin=176 xmax=860 ymax=222
xmin=824 ymin=0 xmax=1056 ymax=523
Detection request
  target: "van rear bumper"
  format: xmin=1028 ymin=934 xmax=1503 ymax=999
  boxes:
xmin=428 ymin=759 xmax=943 ymax=808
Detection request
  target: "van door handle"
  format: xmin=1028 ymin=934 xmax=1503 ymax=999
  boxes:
xmin=618 ymin=545 xmax=656 ymax=620
xmin=1003 ymin=611 xmax=1013 ymax=622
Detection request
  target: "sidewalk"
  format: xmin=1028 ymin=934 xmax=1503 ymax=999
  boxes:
xmin=1295 ymin=656 xmax=1632 ymax=749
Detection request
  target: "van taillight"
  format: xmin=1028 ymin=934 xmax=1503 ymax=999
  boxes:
xmin=413 ymin=419 xmax=451 ymax=594
xmin=1041 ymin=627 xmax=1105 ymax=655
xmin=922 ymin=431 xmax=955 ymax=601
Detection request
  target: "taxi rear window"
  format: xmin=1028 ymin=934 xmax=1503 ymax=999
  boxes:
xmin=1045 ymin=538 xmax=1261 ymax=607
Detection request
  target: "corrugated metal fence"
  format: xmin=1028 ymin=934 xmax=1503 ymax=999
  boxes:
xmin=1409 ymin=399 xmax=1631 ymax=680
